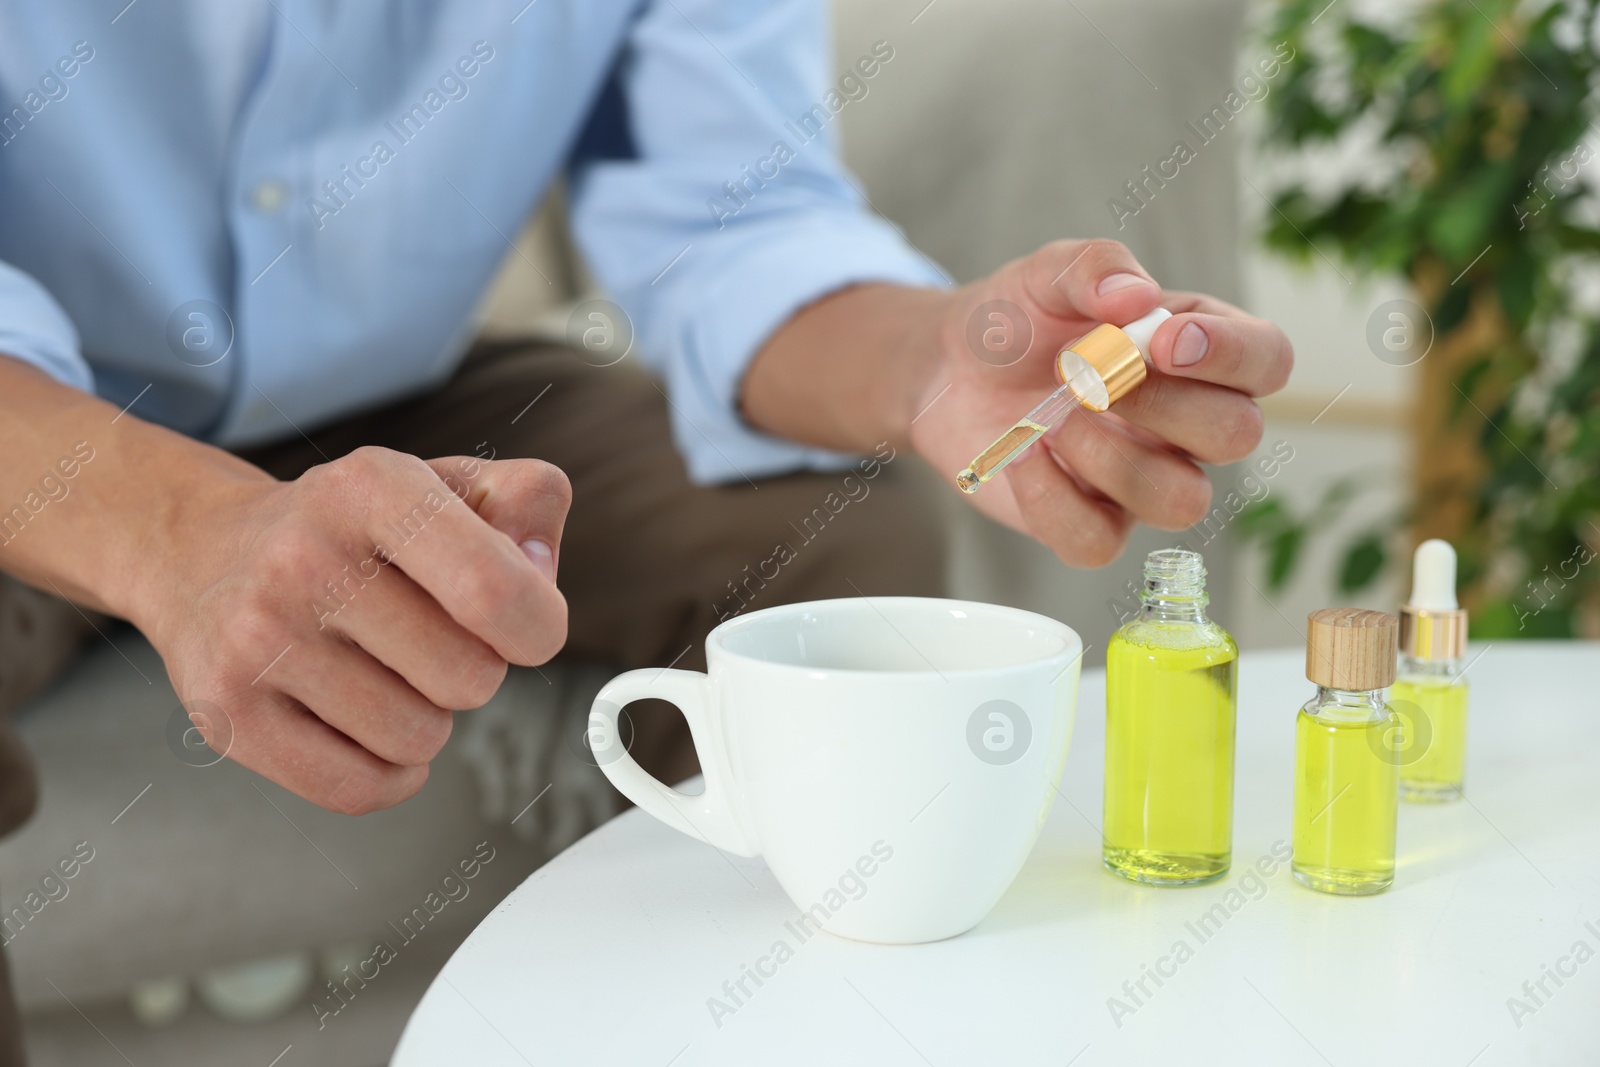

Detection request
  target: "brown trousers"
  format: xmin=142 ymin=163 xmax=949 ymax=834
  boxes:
xmin=0 ymin=340 xmax=945 ymax=1064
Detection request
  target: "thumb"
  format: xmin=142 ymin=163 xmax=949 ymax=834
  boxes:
xmin=425 ymin=456 xmax=572 ymax=584
xmin=1019 ymin=238 xmax=1163 ymax=327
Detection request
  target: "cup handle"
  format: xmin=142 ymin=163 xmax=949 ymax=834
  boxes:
xmin=588 ymin=668 xmax=761 ymax=858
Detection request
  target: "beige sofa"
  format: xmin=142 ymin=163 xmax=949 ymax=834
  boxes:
xmin=0 ymin=1 xmax=1250 ymax=1062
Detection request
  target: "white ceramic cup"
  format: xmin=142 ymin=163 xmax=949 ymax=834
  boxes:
xmin=588 ymin=597 xmax=1081 ymax=943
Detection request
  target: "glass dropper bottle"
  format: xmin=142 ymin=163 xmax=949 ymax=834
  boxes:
xmin=1103 ymin=548 xmax=1238 ymax=886
xmin=956 ymin=307 xmax=1171 ymax=493
xmin=1392 ymin=539 xmax=1469 ymax=802
xmin=1292 ymin=608 xmax=1401 ymax=895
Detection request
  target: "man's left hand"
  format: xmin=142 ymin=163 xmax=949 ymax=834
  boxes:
xmin=909 ymin=238 xmax=1293 ymax=568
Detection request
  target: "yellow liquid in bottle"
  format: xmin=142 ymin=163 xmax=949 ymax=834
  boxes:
xmin=1391 ymin=676 xmax=1468 ymax=802
xmin=1292 ymin=701 xmax=1399 ymax=895
xmin=1103 ymin=624 xmax=1238 ymax=885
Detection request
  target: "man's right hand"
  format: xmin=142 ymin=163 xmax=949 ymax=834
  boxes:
xmin=0 ymin=358 xmax=570 ymax=815
xmin=143 ymin=446 xmax=571 ymax=814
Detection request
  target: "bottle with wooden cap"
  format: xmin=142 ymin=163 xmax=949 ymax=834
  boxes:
xmin=1292 ymin=608 xmax=1401 ymax=895
xmin=1391 ymin=539 xmax=1469 ymax=802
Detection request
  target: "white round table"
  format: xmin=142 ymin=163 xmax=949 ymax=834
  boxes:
xmin=393 ymin=642 xmax=1600 ymax=1066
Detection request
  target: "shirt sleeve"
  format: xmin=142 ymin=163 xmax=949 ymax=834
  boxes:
xmin=0 ymin=260 xmax=91 ymax=391
xmin=567 ymin=0 xmax=950 ymax=486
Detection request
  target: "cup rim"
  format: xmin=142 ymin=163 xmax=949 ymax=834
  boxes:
xmin=706 ymin=596 xmax=1083 ymax=680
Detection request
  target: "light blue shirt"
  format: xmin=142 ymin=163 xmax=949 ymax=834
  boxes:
xmin=0 ymin=0 xmax=944 ymax=483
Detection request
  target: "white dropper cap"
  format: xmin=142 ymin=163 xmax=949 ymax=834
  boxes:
xmin=1120 ymin=307 xmax=1172 ymax=359
xmin=1408 ymin=538 xmax=1459 ymax=611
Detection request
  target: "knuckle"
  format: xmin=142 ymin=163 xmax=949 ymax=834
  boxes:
xmin=295 ymin=460 xmax=340 ymax=495
xmin=296 ymin=463 xmax=352 ymax=508
xmin=524 ymin=461 xmax=573 ymax=516
xmin=1008 ymin=459 xmax=1051 ymax=511
xmin=340 ymin=445 xmax=398 ymax=482
xmin=335 ymin=795 xmax=378 ymax=816
xmin=322 ymin=778 xmax=381 ymax=817
xmin=447 ymin=653 xmax=509 ymax=710
xmin=523 ymin=595 xmax=569 ymax=666
xmin=454 ymin=567 xmax=515 ymax=624
xmin=257 ymin=521 xmax=320 ymax=581
xmin=1041 ymin=237 xmax=1083 ymax=263
xmin=1068 ymin=422 xmax=1123 ymax=483
xmin=325 ymin=446 xmax=407 ymax=511
xmin=1073 ymin=529 xmax=1128 ymax=570
xmin=1077 ymin=238 xmax=1138 ymax=277
xmin=1082 ymin=237 xmax=1130 ymax=261
xmin=1166 ymin=474 xmax=1215 ymax=530
xmin=1269 ymin=331 xmax=1295 ymax=392
xmin=534 ymin=461 xmax=573 ymax=503
xmin=1220 ymin=402 xmax=1265 ymax=463
xmin=392 ymin=709 xmax=453 ymax=766
xmin=324 ymin=765 xmax=427 ymax=815
xmin=227 ymin=601 xmax=288 ymax=664
xmin=1126 ymin=372 xmax=1170 ymax=421
xmin=387 ymin=764 xmax=430 ymax=806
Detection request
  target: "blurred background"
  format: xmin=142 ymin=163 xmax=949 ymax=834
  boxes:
xmin=7 ymin=0 xmax=1598 ymax=1063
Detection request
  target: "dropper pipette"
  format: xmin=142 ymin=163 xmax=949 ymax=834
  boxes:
xmin=956 ymin=307 xmax=1171 ymax=494
xmin=955 ymin=378 xmax=1091 ymax=493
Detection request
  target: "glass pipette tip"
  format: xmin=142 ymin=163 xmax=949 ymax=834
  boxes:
xmin=955 ymin=382 xmax=1085 ymax=494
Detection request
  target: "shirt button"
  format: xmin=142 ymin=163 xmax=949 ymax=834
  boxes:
xmin=250 ymin=181 xmax=289 ymax=213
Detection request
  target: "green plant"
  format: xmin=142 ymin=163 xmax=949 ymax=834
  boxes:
xmin=1246 ymin=0 xmax=1600 ymax=637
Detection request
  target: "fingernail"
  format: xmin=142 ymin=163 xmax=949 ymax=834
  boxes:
xmin=1097 ymin=272 xmax=1154 ymax=296
xmin=520 ymin=539 xmax=556 ymax=584
xmin=1171 ymin=322 xmax=1209 ymax=367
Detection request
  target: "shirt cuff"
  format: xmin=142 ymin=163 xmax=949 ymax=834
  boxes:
xmin=0 ymin=260 xmax=91 ymax=393
xmin=661 ymin=214 xmax=950 ymax=486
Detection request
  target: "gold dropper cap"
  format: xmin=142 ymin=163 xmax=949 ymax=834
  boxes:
xmin=1399 ymin=607 xmax=1467 ymax=660
xmin=1054 ymin=307 xmax=1168 ymax=412
xmin=1306 ymin=608 xmax=1397 ymax=691
xmin=1398 ymin=540 xmax=1466 ymax=659
xmin=1055 ymin=324 xmax=1147 ymax=412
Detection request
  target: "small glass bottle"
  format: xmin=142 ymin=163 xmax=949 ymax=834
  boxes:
xmin=1391 ymin=539 xmax=1469 ymax=802
xmin=1103 ymin=548 xmax=1238 ymax=886
xmin=1292 ymin=608 xmax=1400 ymax=896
